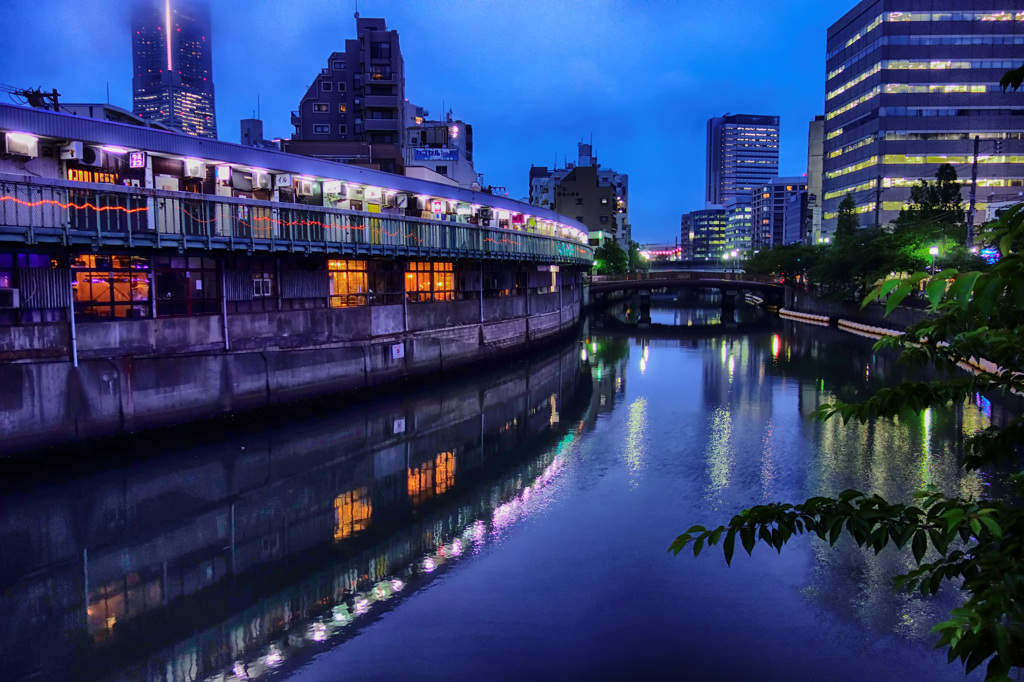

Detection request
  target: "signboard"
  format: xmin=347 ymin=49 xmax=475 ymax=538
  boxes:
xmin=323 ymin=180 xmax=343 ymax=195
xmin=413 ymin=147 xmax=459 ymax=161
xmin=67 ymin=167 xmax=118 ymax=185
xmin=129 ymin=151 xmax=146 ymax=169
xmin=391 ymin=342 xmax=405 ymax=360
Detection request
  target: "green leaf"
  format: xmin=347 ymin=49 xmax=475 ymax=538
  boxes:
xmin=978 ymin=515 xmax=1002 ymax=539
xmin=912 ymin=530 xmax=927 ymax=563
xmin=925 ymin=278 xmax=947 ymax=309
xmin=885 ymin=282 xmax=912 ymax=316
xmin=723 ymin=529 xmax=736 ymax=566
xmin=740 ymin=527 xmax=755 ymax=556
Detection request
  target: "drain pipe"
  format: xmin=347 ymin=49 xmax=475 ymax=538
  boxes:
xmin=68 ymin=268 xmax=78 ymax=368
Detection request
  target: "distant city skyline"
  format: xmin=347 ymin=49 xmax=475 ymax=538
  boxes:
xmin=1 ymin=0 xmax=843 ymax=241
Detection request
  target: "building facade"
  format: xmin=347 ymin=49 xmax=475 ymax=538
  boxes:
xmin=131 ymin=0 xmax=217 ymax=139
xmin=289 ymin=17 xmax=405 ymax=174
xmin=724 ymin=198 xmax=753 ymax=254
xmin=687 ymin=205 xmax=728 ymax=261
xmin=705 ymin=114 xmax=781 ymax=205
xmin=529 ymin=143 xmax=629 ymax=247
xmin=822 ymin=1 xmax=1024 ymax=233
xmin=403 ymin=107 xmax=477 ymax=188
xmin=752 ymin=177 xmax=809 ymax=249
xmin=807 ymin=115 xmax=825 ymax=242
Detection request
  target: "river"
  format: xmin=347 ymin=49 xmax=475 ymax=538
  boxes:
xmin=0 ymin=308 xmax=998 ymax=681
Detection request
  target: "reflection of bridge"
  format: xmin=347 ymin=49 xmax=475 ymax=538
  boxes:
xmin=592 ymin=315 xmax=775 ymax=340
xmin=589 ymin=272 xmax=788 ymax=320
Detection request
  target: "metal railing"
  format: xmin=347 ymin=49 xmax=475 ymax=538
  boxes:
xmin=0 ymin=177 xmax=593 ymax=265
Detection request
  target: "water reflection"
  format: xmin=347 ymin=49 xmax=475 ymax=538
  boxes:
xmin=0 ymin=343 xmax=591 ymax=681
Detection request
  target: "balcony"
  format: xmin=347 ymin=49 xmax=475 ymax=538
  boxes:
xmin=364 ymin=72 xmax=395 ymax=83
xmin=363 ymin=95 xmax=398 ymax=108
xmin=364 ymin=118 xmax=399 ymax=131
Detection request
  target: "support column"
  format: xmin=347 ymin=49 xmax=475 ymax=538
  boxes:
xmin=220 ymin=263 xmax=230 ymax=351
xmin=68 ymin=268 xmax=78 ymax=368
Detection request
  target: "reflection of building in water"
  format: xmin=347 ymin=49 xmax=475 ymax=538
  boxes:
xmin=581 ymin=337 xmax=629 ymax=429
xmin=0 ymin=344 xmax=590 ymax=681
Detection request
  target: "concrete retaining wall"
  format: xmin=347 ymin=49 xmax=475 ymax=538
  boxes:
xmin=0 ymin=294 xmax=582 ymax=456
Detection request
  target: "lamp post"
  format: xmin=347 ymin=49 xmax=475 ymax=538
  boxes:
xmin=929 ymin=245 xmax=940 ymax=272
xmin=730 ymin=250 xmax=738 ymax=276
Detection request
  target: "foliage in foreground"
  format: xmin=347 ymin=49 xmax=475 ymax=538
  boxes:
xmin=671 ymin=202 xmax=1024 ymax=680
xmin=593 ymin=238 xmax=628 ymax=275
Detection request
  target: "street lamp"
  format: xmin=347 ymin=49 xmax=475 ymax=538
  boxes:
xmin=929 ymin=245 xmax=940 ymax=272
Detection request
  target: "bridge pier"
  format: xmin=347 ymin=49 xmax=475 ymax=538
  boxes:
xmin=638 ymin=290 xmax=651 ymax=328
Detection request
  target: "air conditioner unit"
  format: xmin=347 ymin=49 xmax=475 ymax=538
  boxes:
xmin=252 ymin=171 xmax=271 ymax=190
xmin=274 ymin=173 xmax=292 ymax=189
xmin=60 ymin=142 xmax=84 ymax=160
xmin=79 ymin=145 xmax=104 ymax=167
xmin=183 ymin=159 xmax=206 ymax=178
xmin=0 ymin=288 xmax=20 ymax=309
xmin=296 ymin=179 xmax=314 ymax=196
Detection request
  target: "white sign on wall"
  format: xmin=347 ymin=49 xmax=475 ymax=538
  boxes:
xmin=393 ymin=418 xmax=406 ymax=434
xmin=391 ymin=342 xmax=405 ymax=360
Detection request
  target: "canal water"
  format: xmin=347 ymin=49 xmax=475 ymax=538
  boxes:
xmin=0 ymin=308 xmax=996 ymax=681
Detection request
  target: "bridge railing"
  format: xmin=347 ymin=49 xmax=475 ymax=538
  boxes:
xmin=591 ymin=271 xmax=778 ymax=284
xmin=0 ymin=177 xmax=593 ymax=265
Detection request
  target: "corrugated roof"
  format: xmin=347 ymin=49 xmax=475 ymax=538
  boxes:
xmin=0 ymin=103 xmax=587 ymax=232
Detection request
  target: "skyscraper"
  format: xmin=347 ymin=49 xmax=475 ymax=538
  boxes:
xmin=822 ymin=1 xmax=1024 ymax=234
xmin=132 ymin=0 xmax=217 ymax=139
xmin=705 ymin=114 xmax=780 ymax=205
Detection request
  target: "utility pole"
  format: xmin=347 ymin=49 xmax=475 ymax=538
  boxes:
xmin=967 ymin=135 xmax=979 ymax=249
xmin=874 ymin=174 xmax=882 ymax=227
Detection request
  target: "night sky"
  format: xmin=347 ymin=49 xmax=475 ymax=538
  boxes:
xmin=3 ymin=0 xmax=849 ymax=242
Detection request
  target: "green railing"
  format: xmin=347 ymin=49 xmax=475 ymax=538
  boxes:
xmin=0 ymin=177 xmax=593 ymax=265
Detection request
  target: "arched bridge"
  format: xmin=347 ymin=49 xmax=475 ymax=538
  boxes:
xmin=590 ymin=271 xmax=785 ymax=299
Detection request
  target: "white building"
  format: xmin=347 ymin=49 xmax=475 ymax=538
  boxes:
xmin=403 ymin=105 xmax=479 ymax=189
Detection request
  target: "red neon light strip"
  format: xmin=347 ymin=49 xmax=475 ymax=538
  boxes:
xmin=0 ymin=195 xmax=148 ymax=214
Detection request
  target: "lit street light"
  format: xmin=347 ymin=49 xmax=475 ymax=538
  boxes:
xmin=929 ymin=245 xmax=940 ymax=272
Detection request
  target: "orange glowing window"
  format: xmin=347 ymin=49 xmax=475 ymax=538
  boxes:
xmin=405 ymin=261 xmax=454 ymax=302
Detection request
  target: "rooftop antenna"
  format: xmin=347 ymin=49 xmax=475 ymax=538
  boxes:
xmin=257 ymin=94 xmax=261 ymax=120
xmin=354 ymin=0 xmax=359 ymax=19
xmin=106 ymin=82 xmax=109 ymax=104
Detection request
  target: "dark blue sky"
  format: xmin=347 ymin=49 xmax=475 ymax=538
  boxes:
xmin=3 ymin=0 xmax=849 ymax=242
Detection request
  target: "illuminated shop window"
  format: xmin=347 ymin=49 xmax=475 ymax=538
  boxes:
xmin=334 ymin=488 xmax=372 ymax=540
xmin=405 ymin=261 xmax=454 ymax=302
xmin=71 ymin=254 xmax=151 ymax=320
xmin=328 ymin=259 xmax=368 ymax=307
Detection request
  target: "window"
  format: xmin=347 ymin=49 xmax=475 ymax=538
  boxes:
xmin=328 ymin=259 xmax=367 ymax=307
xmin=576 ymin=198 xmax=584 ymax=205
xmin=313 ymin=103 xmax=329 ymax=112
xmin=338 ymin=103 xmax=347 ymax=113
xmin=154 ymin=256 xmax=219 ymax=317
xmin=71 ymin=254 xmax=151 ymax=320
xmin=313 ymin=124 xmax=330 ymax=134
xmin=338 ymin=82 xmax=346 ymax=92
xmin=338 ymin=124 xmax=348 ymax=135
xmin=321 ymin=81 xmax=333 ymax=92
xmin=334 ymin=488 xmax=371 ymax=540
xmin=436 ymin=165 xmax=448 ymax=176
xmin=333 ymin=60 xmax=345 ymax=70
xmin=405 ymin=261 xmax=454 ymax=302
xmin=370 ymin=41 xmax=392 ymax=60
xmin=601 ymin=198 xmax=609 ymax=205
xmin=370 ymin=65 xmax=392 ymax=81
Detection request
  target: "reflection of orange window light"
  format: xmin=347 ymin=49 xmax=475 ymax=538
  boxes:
xmin=435 ymin=452 xmax=455 ymax=495
xmin=334 ymin=488 xmax=372 ymax=540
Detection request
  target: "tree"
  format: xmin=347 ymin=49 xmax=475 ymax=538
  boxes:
xmin=897 ymin=163 xmax=966 ymax=232
xmin=593 ymin=239 xmax=628 ymax=275
xmin=670 ymin=203 xmax=1024 ymax=679
xmin=628 ymin=241 xmax=650 ymax=273
xmin=835 ymin=193 xmax=859 ymax=243
xmin=742 ymin=242 xmax=818 ymax=286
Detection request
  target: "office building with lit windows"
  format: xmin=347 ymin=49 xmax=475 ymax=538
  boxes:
xmin=752 ymin=176 xmax=808 ymax=249
xmin=288 ymin=17 xmax=406 ymax=174
xmin=131 ymin=0 xmax=217 ymax=139
xmin=705 ymin=114 xmax=780 ymax=205
xmin=822 ymin=1 xmax=1024 ymax=234
xmin=686 ymin=205 xmax=728 ymax=262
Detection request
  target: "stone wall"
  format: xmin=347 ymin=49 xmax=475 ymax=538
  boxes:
xmin=0 ymin=294 xmax=582 ymax=456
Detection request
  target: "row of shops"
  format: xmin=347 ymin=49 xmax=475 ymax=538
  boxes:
xmin=0 ymin=249 xmax=579 ymax=325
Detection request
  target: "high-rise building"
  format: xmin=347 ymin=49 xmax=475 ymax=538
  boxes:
xmin=132 ymin=0 xmax=217 ymax=139
xmin=705 ymin=114 xmax=780 ymax=205
xmin=529 ymin=143 xmax=629 ymax=246
xmin=724 ymin=198 xmax=753 ymax=254
xmin=752 ymin=177 xmax=808 ymax=249
xmin=288 ymin=17 xmax=405 ymax=174
xmin=822 ymin=1 xmax=1024 ymax=233
xmin=807 ymin=115 xmax=825 ymax=243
